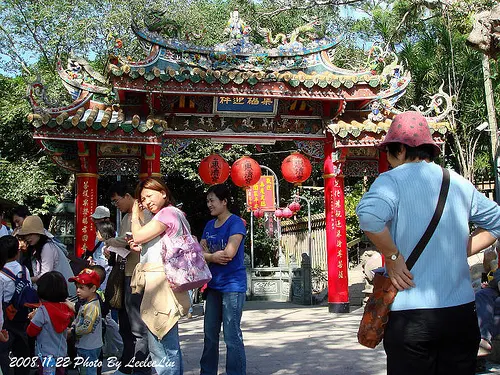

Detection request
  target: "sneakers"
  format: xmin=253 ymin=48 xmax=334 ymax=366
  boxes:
xmin=477 ymin=338 xmax=492 ymax=357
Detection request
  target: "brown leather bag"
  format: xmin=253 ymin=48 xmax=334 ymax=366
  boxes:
xmin=357 ymin=168 xmax=450 ymax=349
xmin=357 ymin=273 xmax=398 ymax=348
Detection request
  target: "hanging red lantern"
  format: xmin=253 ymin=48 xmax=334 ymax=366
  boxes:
xmin=253 ymin=208 xmax=265 ymax=218
xmin=289 ymin=201 xmax=301 ymax=212
xmin=281 ymin=152 xmax=312 ymax=185
xmin=275 ymin=208 xmax=283 ymax=218
xmin=231 ymin=156 xmax=261 ymax=188
xmin=198 ymin=154 xmax=230 ymax=185
xmin=282 ymin=207 xmax=294 ymax=219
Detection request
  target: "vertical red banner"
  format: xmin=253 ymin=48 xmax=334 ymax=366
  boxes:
xmin=75 ymin=173 xmax=98 ymax=257
xmin=246 ymin=176 xmax=275 ymax=211
xmin=324 ymin=138 xmax=349 ymax=313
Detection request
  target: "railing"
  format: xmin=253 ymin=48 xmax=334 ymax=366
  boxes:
xmin=280 ymin=213 xmax=326 ymax=270
xmin=475 ymin=180 xmax=495 ymax=200
xmin=246 ymin=254 xmax=312 ymax=304
xmin=280 ymin=213 xmax=362 ymax=271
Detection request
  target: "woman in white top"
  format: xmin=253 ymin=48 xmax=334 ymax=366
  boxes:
xmin=17 ymin=216 xmax=75 ymax=296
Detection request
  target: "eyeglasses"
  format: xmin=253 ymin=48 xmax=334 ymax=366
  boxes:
xmin=111 ymin=196 xmax=123 ymax=207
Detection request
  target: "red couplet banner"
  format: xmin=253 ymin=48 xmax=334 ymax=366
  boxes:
xmin=75 ymin=174 xmax=98 ymax=257
xmin=246 ymin=176 xmax=275 ymax=211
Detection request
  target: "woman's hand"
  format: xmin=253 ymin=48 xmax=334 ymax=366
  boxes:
xmin=0 ymin=329 xmax=8 ymax=343
xmin=128 ymin=239 xmax=142 ymax=253
xmin=386 ymin=255 xmax=414 ymax=291
xmin=132 ymin=200 xmax=144 ymax=222
xmin=210 ymin=250 xmax=232 ymax=265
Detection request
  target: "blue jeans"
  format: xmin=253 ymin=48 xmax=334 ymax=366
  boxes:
xmin=147 ymin=324 xmax=182 ymax=375
xmin=76 ymin=348 xmax=101 ymax=375
xmin=475 ymin=286 xmax=500 ymax=342
xmin=200 ymin=289 xmax=246 ymax=375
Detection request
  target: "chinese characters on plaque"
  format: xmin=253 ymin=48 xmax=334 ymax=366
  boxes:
xmin=215 ymin=96 xmax=276 ymax=114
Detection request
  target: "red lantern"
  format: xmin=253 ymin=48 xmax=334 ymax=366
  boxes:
xmin=275 ymin=208 xmax=283 ymax=218
xmin=231 ymin=156 xmax=261 ymax=188
xmin=281 ymin=152 xmax=312 ymax=185
xmin=198 ymin=154 xmax=230 ymax=185
xmin=282 ymin=207 xmax=293 ymax=218
xmin=289 ymin=201 xmax=301 ymax=212
xmin=253 ymin=208 xmax=265 ymax=218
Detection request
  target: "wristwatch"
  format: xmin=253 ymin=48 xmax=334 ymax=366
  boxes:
xmin=389 ymin=250 xmax=400 ymax=261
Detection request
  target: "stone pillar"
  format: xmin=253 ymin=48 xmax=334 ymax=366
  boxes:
xmin=140 ymin=144 xmax=161 ymax=179
xmin=324 ymin=136 xmax=349 ymax=313
xmin=75 ymin=142 xmax=98 ymax=257
xmin=301 ymin=253 xmax=312 ymax=305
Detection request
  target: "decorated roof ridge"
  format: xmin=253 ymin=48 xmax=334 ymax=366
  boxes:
xmin=115 ymin=45 xmax=161 ymax=68
xmin=27 ymin=108 xmax=326 ymax=138
xmin=327 ymin=82 xmax=453 ymax=138
xmin=57 ymin=59 xmax=110 ymax=96
xmin=327 ymin=117 xmax=450 ymax=139
xmin=319 ymin=51 xmax=372 ymax=77
xmin=27 ymin=78 xmax=93 ymax=115
xmin=333 ymin=135 xmax=446 ymax=149
xmin=108 ymin=62 xmax=411 ymax=92
xmin=131 ymin=13 xmax=341 ymax=58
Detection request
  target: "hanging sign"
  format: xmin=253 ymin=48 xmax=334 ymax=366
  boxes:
xmin=246 ymin=175 xmax=275 ymax=211
xmin=215 ymin=96 xmax=277 ymax=114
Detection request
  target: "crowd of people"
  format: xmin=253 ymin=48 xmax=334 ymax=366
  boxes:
xmin=4 ymin=110 xmax=500 ymax=375
xmin=0 ymin=180 xmax=248 ymax=375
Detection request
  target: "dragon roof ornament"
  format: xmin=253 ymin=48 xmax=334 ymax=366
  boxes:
xmin=133 ymin=9 xmax=341 ymax=58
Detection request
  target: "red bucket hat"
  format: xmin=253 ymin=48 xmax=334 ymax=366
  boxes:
xmin=378 ymin=111 xmax=441 ymax=157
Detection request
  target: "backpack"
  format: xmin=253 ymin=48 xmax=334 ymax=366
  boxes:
xmin=1 ymin=266 xmax=40 ymax=321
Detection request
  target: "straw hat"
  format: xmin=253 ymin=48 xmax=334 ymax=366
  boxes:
xmin=17 ymin=215 xmax=45 ymax=236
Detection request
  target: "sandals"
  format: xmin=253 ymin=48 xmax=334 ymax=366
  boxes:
xmin=477 ymin=338 xmax=492 ymax=357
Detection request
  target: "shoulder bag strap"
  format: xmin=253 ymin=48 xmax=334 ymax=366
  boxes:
xmin=405 ymin=167 xmax=450 ymax=271
xmin=0 ymin=267 xmax=16 ymax=280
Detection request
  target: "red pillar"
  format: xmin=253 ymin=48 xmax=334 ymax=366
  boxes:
xmin=139 ymin=144 xmax=161 ymax=180
xmin=75 ymin=142 xmax=98 ymax=257
xmin=378 ymin=150 xmax=389 ymax=173
xmin=324 ymin=136 xmax=349 ymax=313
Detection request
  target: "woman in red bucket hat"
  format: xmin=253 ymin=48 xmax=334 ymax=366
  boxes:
xmin=356 ymin=110 xmax=500 ymax=374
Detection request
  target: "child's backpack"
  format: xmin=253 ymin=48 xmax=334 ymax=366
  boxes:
xmin=1 ymin=266 xmax=40 ymax=321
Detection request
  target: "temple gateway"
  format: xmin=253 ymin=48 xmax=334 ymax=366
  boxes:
xmin=27 ymin=10 xmax=451 ymax=313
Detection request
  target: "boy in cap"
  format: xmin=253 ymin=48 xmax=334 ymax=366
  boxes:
xmin=69 ymin=269 xmax=103 ymax=375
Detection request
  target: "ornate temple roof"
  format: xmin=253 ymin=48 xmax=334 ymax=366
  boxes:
xmin=26 ymin=9 xmax=451 ymax=152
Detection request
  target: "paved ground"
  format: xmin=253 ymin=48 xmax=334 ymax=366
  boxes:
xmin=178 ymin=301 xmax=500 ymax=375
xmin=179 ymin=301 xmax=387 ymax=375
xmin=99 ymin=260 xmax=500 ymax=374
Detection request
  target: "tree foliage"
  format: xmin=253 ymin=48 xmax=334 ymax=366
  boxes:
xmin=1 ymin=0 xmax=499 ymax=249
